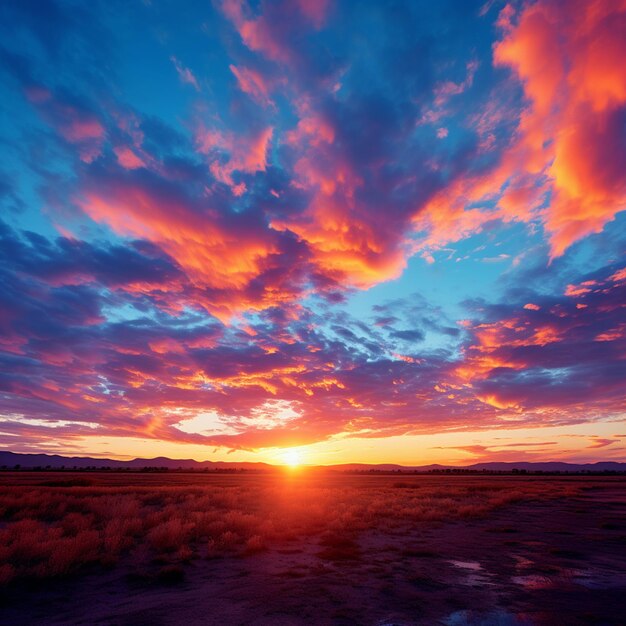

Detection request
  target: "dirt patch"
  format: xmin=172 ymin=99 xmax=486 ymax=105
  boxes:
xmin=1 ymin=474 xmax=625 ymax=625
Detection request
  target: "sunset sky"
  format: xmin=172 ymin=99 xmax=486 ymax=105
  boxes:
xmin=0 ymin=0 xmax=624 ymax=466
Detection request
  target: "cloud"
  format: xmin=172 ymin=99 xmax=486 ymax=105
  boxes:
xmin=196 ymin=125 xmax=274 ymax=192
xmin=416 ymin=0 xmax=626 ymax=259
xmin=170 ymin=56 xmax=200 ymax=91
xmin=0 ymin=220 xmax=183 ymax=292
xmin=494 ymin=0 xmax=626 ymax=258
xmin=587 ymin=438 xmax=617 ymax=450
xmin=113 ymin=146 xmax=145 ymax=170
xmin=1 ymin=219 xmax=623 ymax=453
xmin=1 ymin=0 xmax=624 ymax=458
xmin=75 ymin=164 xmax=313 ymax=321
xmin=24 ymin=86 xmax=105 ymax=162
xmin=454 ymin=261 xmax=626 ymax=418
xmin=220 ymin=0 xmax=330 ymax=65
xmin=0 ymin=224 xmax=460 ymax=449
xmin=229 ymin=65 xmax=273 ymax=106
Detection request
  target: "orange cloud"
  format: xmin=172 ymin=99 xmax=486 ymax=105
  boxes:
xmin=272 ymin=100 xmax=408 ymax=288
xmin=197 ymin=125 xmax=273 ymax=192
xmin=497 ymin=0 xmax=626 ymax=257
xmin=565 ymin=281 xmax=596 ymax=297
xmin=272 ymin=175 xmax=408 ymax=288
xmin=610 ymin=268 xmax=626 ymax=283
xmin=416 ymin=0 xmax=626 ymax=259
xmin=76 ymin=171 xmax=294 ymax=321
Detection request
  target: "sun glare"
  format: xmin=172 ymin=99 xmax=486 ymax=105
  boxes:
xmin=283 ymin=449 xmax=302 ymax=467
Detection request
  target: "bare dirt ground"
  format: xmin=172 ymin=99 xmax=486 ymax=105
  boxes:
xmin=1 ymin=474 xmax=625 ymax=625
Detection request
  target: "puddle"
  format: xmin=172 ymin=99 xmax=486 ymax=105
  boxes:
xmin=443 ymin=609 xmax=534 ymax=626
xmin=513 ymin=567 xmax=626 ymax=590
xmin=448 ymin=560 xmax=494 ymax=586
xmin=572 ymin=568 xmax=626 ymax=589
xmin=511 ymin=574 xmax=555 ymax=589
xmin=449 ymin=560 xmax=482 ymax=571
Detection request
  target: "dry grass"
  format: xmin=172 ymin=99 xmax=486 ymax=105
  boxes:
xmin=0 ymin=472 xmax=586 ymax=585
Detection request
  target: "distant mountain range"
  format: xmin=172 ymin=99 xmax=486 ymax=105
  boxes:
xmin=331 ymin=461 xmax=626 ymax=472
xmin=1 ymin=451 xmax=625 ymax=473
xmin=0 ymin=451 xmax=271 ymax=471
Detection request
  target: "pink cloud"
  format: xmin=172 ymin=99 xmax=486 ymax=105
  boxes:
xmin=170 ymin=56 xmax=200 ymax=91
xmin=587 ymin=438 xmax=617 ymax=449
xmin=230 ymin=65 xmax=273 ymax=106
xmin=433 ymin=60 xmax=478 ymax=108
xmin=113 ymin=146 xmax=146 ymax=170
xmin=295 ymin=0 xmax=330 ymax=28
xmin=221 ymin=0 xmax=291 ymax=63
xmin=220 ymin=0 xmax=330 ymax=65
xmin=25 ymin=86 xmax=105 ymax=162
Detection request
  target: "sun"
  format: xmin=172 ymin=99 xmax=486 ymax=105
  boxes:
xmin=282 ymin=449 xmax=302 ymax=467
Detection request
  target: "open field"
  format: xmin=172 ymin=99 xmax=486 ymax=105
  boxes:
xmin=1 ymin=472 xmax=625 ymax=625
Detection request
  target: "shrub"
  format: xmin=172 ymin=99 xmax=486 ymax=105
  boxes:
xmin=0 ymin=473 xmax=588 ymax=585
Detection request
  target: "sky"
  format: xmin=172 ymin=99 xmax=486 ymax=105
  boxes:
xmin=0 ymin=0 xmax=624 ymax=466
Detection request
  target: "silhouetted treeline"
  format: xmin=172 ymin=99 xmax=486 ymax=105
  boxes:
xmin=2 ymin=465 xmax=625 ymax=476
xmin=0 ymin=466 xmax=269 ymax=473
